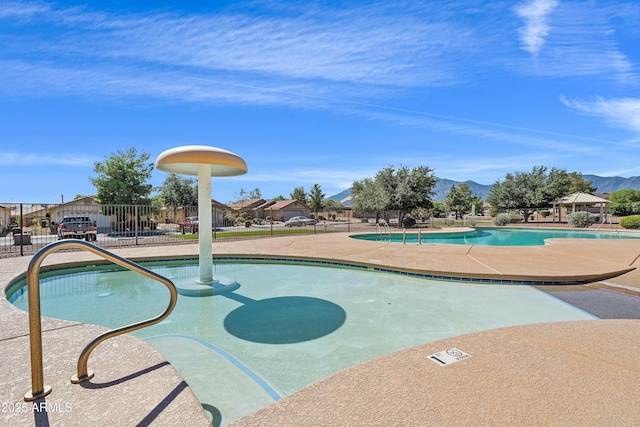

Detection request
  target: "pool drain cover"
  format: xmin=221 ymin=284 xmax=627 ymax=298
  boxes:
xmin=428 ymin=348 xmax=471 ymax=366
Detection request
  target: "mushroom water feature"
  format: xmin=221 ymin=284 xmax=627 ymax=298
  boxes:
xmin=155 ymin=146 xmax=247 ymax=296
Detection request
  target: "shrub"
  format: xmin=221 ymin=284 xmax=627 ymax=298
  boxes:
xmin=494 ymin=213 xmax=510 ymax=226
xmin=567 ymin=211 xmax=595 ymax=228
xmin=223 ymin=212 xmax=237 ymax=226
xmin=509 ymin=212 xmax=523 ymax=223
xmin=619 ymin=215 xmax=640 ymax=229
xmin=444 ymin=218 xmax=454 ymax=226
xmin=402 ymin=216 xmax=416 ymax=228
xmin=609 ymin=202 xmax=640 ymax=216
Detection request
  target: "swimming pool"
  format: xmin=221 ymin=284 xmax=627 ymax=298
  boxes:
xmin=8 ymin=260 xmax=596 ymax=425
xmin=352 ymin=227 xmax=640 ymax=246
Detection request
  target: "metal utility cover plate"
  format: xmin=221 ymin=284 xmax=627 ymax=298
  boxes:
xmin=428 ymin=348 xmax=471 ymax=366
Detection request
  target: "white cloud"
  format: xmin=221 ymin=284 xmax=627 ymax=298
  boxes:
xmin=1 ymin=1 xmax=471 ymax=91
xmin=561 ymin=96 xmax=640 ymax=132
xmin=0 ymin=1 xmax=50 ymax=18
xmin=514 ymin=0 xmax=558 ymax=56
xmin=513 ymin=1 xmax=636 ymax=83
xmin=0 ymin=151 xmax=95 ymax=167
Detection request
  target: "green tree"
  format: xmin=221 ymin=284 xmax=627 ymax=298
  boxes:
xmin=567 ymin=172 xmax=596 ymax=194
xmin=323 ymin=199 xmax=344 ymax=219
xmin=351 ymin=177 xmax=387 ymax=222
xmin=90 ymin=147 xmax=153 ymax=205
xmin=159 ymin=174 xmax=198 ymax=207
xmin=290 ymin=187 xmax=308 ymax=204
xmin=609 ymin=189 xmax=640 ymax=203
xmin=471 ymin=198 xmax=484 ymax=216
xmin=445 ymin=183 xmax=476 ymax=219
xmin=235 ymin=187 xmax=262 ymax=201
xmin=308 ymin=184 xmax=325 ymax=217
xmin=608 ymin=189 xmax=640 ymax=216
xmin=487 ymin=166 xmax=573 ymax=223
xmin=352 ymin=165 xmax=437 ymax=225
xmin=430 ymin=201 xmax=446 ymax=218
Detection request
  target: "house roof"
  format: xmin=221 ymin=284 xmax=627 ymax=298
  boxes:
xmin=209 ymin=199 xmax=228 ymax=210
xmin=550 ymin=192 xmax=610 ymax=205
xmin=228 ymin=198 xmax=266 ymax=210
xmin=263 ymin=200 xmax=310 ymax=210
xmin=255 ymin=200 xmax=276 ymax=209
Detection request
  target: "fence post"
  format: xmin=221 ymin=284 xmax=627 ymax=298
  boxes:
xmin=213 ymin=207 xmax=217 ymax=239
xmin=20 ymin=204 xmax=24 ymax=257
xmin=134 ymin=205 xmax=139 ymax=245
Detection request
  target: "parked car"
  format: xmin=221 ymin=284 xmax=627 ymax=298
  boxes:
xmin=179 ymin=216 xmax=199 ymax=234
xmin=284 ymin=216 xmax=317 ymax=227
xmin=57 ymin=216 xmax=97 ymax=241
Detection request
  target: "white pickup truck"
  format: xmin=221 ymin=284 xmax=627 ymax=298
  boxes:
xmin=57 ymin=216 xmax=97 ymax=241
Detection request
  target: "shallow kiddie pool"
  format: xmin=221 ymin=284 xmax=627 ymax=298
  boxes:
xmin=351 ymin=227 xmax=640 ymax=246
xmin=8 ymin=259 xmax=596 ymax=425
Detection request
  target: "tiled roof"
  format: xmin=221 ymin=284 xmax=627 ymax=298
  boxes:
xmin=551 ymin=192 xmax=610 ymax=205
xmin=228 ymin=198 xmax=266 ymax=209
xmin=264 ymin=200 xmax=309 ymax=210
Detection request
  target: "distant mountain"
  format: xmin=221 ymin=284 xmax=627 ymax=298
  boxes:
xmin=327 ymin=188 xmax=352 ymax=204
xmin=432 ymin=179 xmax=492 ymax=201
xmin=584 ymin=175 xmax=640 ymax=194
xmin=327 ymin=175 xmax=640 ymax=204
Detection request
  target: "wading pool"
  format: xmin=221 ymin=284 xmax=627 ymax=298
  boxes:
xmin=8 ymin=259 xmax=596 ymax=425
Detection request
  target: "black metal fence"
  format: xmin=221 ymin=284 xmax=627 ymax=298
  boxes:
xmin=0 ymin=202 xmax=375 ymax=257
xmin=0 ymin=202 xmax=629 ymax=258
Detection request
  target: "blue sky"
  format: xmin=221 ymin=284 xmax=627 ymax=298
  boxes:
xmin=1 ymin=0 xmax=639 ymax=204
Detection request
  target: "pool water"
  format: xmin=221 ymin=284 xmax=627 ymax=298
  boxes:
xmin=352 ymin=227 xmax=639 ymax=246
xmin=9 ymin=261 xmax=596 ymax=425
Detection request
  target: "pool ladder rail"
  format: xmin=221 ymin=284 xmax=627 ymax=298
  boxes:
xmin=376 ymin=222 xmax=391 ymax=240
xmin=23 ymin=239 xmax=178 ymax=401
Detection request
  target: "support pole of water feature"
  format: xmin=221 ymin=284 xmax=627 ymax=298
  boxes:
xmin=198 ymin=163 xmax=213 ymax=284
xmin=155 ymin=145 xmax=247 ymax=296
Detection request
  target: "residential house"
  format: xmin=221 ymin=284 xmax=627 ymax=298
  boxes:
xmin=162 ymin=199 xmax=230 ymax=227
xmin=48 ymin=196 xmax=109 ymax=232
xmin=263 ymin=200 xmax=311 ymax=222
xmin=228 ymin=198 xmax=270 ymax=220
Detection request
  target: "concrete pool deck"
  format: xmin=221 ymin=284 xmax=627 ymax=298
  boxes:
xmin=1 ymin=229 xmax=640 ymax=425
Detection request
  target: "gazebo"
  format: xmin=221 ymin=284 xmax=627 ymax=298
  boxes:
xmin=550 ymin=192 xmax=610 ymax=223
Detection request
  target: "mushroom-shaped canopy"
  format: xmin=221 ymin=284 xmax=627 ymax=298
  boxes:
xmin=155 ymin=145 xmax=247 ymax=177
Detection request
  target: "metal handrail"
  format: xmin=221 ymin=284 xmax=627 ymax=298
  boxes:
xmin=595 ymin=214 xmax=612 ymax=232
xmin=24 ymin=239 xmax=177 ymax=401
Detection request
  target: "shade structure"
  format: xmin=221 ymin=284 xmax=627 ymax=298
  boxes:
xmin=550 ymin=192 xmax=610 ymax=206
xmin=550 ymin=192 xmax=610 ymax=224
xmin=155 ymin=145 xmax=247 ymax=177
xmin=156 ymin=146 xmax=247 ymax=294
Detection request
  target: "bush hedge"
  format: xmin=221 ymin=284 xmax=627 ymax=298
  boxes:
xmin=494 ymin=213 xmax=510 ymax=226
xmin=609 ymin=202 xmax=640 ymax=216
xmin=619 ymin=215 xmax=640 ymax=229
xmin=567 ymin=211 xmax=595 ymax=228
